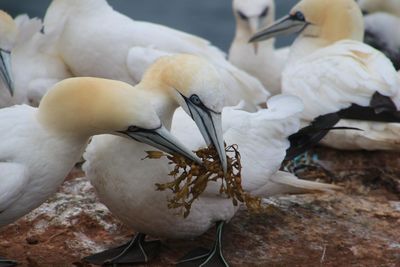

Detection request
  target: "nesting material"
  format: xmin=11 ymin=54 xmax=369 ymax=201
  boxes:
xmin=144 ymin=145 xmax=262 ymax=217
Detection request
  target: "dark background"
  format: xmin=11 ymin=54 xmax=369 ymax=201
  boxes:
xmin=0 ymin=0 xmax=298 ymax=51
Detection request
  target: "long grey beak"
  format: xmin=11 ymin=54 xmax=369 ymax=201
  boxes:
xmin=249 ymin=15 xmax=308 ymax=42
xmin=125 ymin=125 xmax=202 ymax=164
xmin=0 ymin=49 xmax=14 ymax=96
xmin=187 ymin=102 xmax=227 ymax=175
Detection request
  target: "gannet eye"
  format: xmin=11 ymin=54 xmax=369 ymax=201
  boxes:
xmin=237 ymin=11 xmax=248 ymax=21
xmin=127 ymin=125 xmax=139 ymax=132
xmin=190 ymin=94 xmax=202 ymax=105
xmin=260 ymin=7 xmax=269 ymax=18
xmin=293 ymin=11 xmax=305 ymax=21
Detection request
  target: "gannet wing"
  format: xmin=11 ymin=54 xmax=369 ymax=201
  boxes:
xmin=283 ymin=40 xmax=400 ymax=121
xmin=222 ymin=95 xmax=303 ymax=192
xmin=0 ymin=162 xmax=29 ymax=213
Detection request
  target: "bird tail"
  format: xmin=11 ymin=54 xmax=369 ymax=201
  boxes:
xmin=253 ymin=171 xmax=341 ymax=197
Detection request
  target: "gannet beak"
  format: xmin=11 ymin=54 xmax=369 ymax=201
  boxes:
xmin=185 ymin=100 xmax=227 ymax=175
xmin=249 ymin=17 xmax=260 ymax=54
xmin=0 ymin=49 xmax=14 ymax=96
xmin=124 ymin=125 xmax=202 ymax=164
xmin=249 ymin=14 xmax=308 ymax=42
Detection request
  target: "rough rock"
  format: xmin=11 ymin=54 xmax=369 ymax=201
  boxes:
xmin=0 ymin=147 xmax=399 ymax=266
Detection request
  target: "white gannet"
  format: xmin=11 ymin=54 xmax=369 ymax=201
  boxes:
xmin=357 ymin=0 xmax=400 ymax=17
xmin=43 ymin=0 xmax=269 ymax=108
xmin=83 ymin=57 xmax=338 ymax=265
xmin=0 ymin=11 xmax=17 ymax=104
xmin=250 ymin=0 xmax=400 ymax=151
xmin=0 ymin=11 xmax=71 ymax=108
xmin=0 ymin=77 xmax=201 ymax=266
xmin=229 ymin=0 xmax=289 ymax=94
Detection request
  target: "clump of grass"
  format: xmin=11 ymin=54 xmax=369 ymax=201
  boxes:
xmin=144 ymin=144 xmax=262 ymax=218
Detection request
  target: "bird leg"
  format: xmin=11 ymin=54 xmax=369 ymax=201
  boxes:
xmin=0 ymin=257 xmax=17 ymax=267
xmin=83 ymin=233 xmax=161 ymax=265
xmin=176 ymin=221 xmax=229 ymax=267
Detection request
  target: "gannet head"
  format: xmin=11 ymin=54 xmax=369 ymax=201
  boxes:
xmin=233 ymin=0 xmax=275 ymax=51
xmin=0 ymin=10 xmax=17 ymax=96
xmin=38 ymin=77 xmax=201 ymax=163
xmin=141 ymin=54 xmax=227 ymax=174
xmin=250 ymin=0 xmax=364 ymax=45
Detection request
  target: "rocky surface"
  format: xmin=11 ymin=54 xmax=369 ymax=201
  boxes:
xmin=1 ymin=147 xmax=400 ymax=267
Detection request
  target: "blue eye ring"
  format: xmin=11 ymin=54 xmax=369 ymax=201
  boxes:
xmin=190 ymin=94 xmax=202 ymax=105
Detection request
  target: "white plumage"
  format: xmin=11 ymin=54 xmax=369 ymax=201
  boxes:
xmin=83 ymin=94 xmax=337 ymax=240
xmin=0 ymin=104 xmax=85 ymax=227
xmin=43 ymin=0 xmax=269 ymax=107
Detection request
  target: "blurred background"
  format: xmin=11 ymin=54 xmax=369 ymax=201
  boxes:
xmin=0 ymin=0 xmax=298 ymax=51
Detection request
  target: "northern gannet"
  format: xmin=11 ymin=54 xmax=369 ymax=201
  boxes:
xmin=250 ymin=0 xmax=400 ymax=151
xmin=83 ymin=60 xmax=338 ymax=265
xmin=0 ymin=11 xmax=16 ymax=102
xmin=0 ymin=77 xmax=200 ymax=266
xmin=0 ymin=11 xmax=71 ymax=108
xmin=229 ymin=0 xmax=289 ymax=94
xmin=43 ymin=0 xmax=269 ymax=108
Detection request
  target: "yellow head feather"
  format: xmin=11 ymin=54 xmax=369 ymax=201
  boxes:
xmin=38 ymin=77 xmax=160 ymax=138
xmin=293 ymin=0 xmax=364 ymax=42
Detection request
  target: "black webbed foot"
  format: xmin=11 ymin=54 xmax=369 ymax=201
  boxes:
xmin=83 ymin=233 xmax=161 ymax=266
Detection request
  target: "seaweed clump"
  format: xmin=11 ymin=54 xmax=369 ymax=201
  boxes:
xmin=144 ymin=144 xmax=262 ymax=217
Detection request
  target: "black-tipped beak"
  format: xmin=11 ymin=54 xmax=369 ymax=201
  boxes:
xmin=186 ymin=101 xmax=227 ymax=175
xmin=249 ymin=14 xmax=308 ymax=43
xmin=125 ymin=125 xmax=202 ymax=164
xmin=0 ymin=49 xmax=14 ymax=96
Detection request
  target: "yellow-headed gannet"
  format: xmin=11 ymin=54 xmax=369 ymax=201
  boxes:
xmin=0 ymin=77 xmax=200 ymax=266
xmin=250 ymin=0 xmax=400 ymax=151
xmin=229 ymin=0 xmax=289 ymax=94
xmin=83 ymin=56 xmax=338 ymax=266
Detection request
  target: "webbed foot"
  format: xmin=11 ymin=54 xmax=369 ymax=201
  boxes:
xmin=83 ymin=233 xmax=161 ymax=265
xmin=176 ymin=221 xmax=229 ymax=267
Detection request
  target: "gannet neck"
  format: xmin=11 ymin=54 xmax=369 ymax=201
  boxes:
xmin=37 ymin=77 xmax=160 ymax=139
xmin=0 ymin=10 xmax=17 ymax=50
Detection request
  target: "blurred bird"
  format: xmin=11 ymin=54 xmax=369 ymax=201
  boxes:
xmin=0 ymin=11 xmax=17 ymax=105
xmin=0 ymin=11 xmax=71 ymax=108
xmin=43 ymin=0 xmax=269 ymax=109
xmin=84 ymin=93 xmax=338 ymax=266
xmin=0 ymin=77 xmax=200 ymax=267
xmin=229 ymin=0 xmax=289 ymax=94
xmin=250 ymin=0 xmax=400 ymax=151
xmin=357 ymin=0 xmax=400 ymax=17
xmin=361 ymin=12 xmax=400 ymax=70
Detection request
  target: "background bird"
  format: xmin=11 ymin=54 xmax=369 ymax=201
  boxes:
xmin=229 ymin=0 xmax=289 ymax=94
xmin=43 ymin=0 xmax=269 ymax=109
xmin=250 ymin=0 xmax=400 ymax=151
